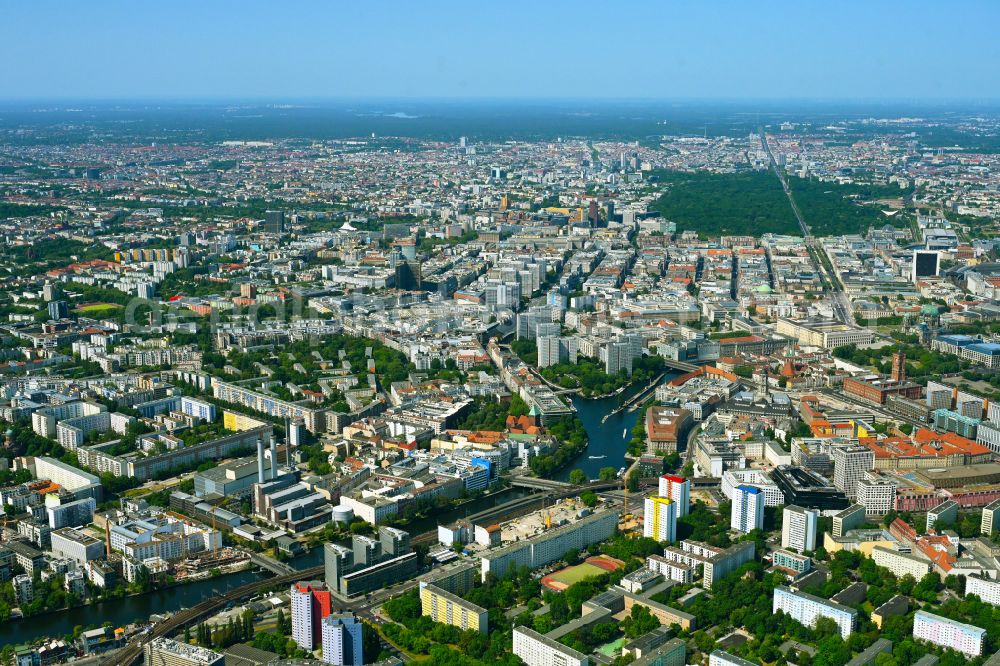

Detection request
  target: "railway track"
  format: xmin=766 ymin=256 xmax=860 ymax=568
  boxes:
xmin=103 ymin=566 xmax=323 ymax=666
xmin=104 ymin=479 xmax=637 ymax=666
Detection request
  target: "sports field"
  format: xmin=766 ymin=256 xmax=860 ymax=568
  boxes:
xmin=75 ymin=302 xmax=123 ymax=315
xmin=541 ymin=554 xmax=623 ymax=591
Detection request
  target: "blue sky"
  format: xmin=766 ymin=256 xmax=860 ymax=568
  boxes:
xmin=3 ymin=0 xmax=998 ymax=100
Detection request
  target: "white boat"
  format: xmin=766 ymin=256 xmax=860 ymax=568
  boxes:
xmin=622 ymin=428 xmax=627 ymax=438
xmin=616 ymin=466 xmax=626 ymax=477
xmin=588 ymin=455 xmax=606 ymax=460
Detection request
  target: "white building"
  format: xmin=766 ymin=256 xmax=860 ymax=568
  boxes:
xmin=833 ymin=446 xmax=875 ymax=500
xmin=966 ymin=576 xmax=1000 ymax=607
xmin=321 ymin=613 xmax=363 ymax=666
xmin=291 ymin=584 xmax=317 ymax=650
xmin=982 ymin=498 xmax=1000 ymax=536
xmin=658 ymin=475 xmax=691 ymax=517
xmin=643 ymin=497 xmax=677 ymax=543
xmin=50 ymin=527 xmax=105 ymax=564
xmin=64 ymin=569 xmax=86 ymax=596
xmin=480 ymin=510 xmax=617 ymax=582
xmin=28 ymin=457 xmax=102 ymax=499
xmin=709 ymin=650 xmax=758 ymax=666
xmin=870 ymin=546 xmax=930 ymax=580
xmin=513 ymin=626 xmax=589 ymax=666
xmin=144 ymin=638 xmax=224 ymax=666
xmin=47 ymin=496 xmax=97 ymax=529
xmin=721 ymin=469 xmax=784 ymax=507
xmin=857 ymin=475 xmax=897 ymax=516
xmin=781 ymin=505 xmax=819 ymax=553
xmin=110 ymin=517 xmax=220 ymax=561
xmin=13 ymin=574 xmax=33 ymax=605
xmin=912 ymin=610 xmax=985 ymax=657
xmin=731 ymin=485 xmax=764 ymax=534
xmin=773 ymin=586 xmax=857 ymax=639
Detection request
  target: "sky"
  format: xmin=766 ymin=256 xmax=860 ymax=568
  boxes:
xmin=3 ymin=0 xmax=999 ymax=101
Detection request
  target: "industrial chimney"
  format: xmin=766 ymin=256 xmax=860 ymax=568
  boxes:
xmin=256 ymin=436 xmax=266 ymax=484
xmin=269 ymin=435 xmax=278 ymax=480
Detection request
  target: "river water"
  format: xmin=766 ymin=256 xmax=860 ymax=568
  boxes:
xmin=557 ymin=371 xmax=678 ymax=481
xmin=4 ymin=375 xmax=676 ymax=646
xmin=0 ymin=487 xmax=531 ymax=646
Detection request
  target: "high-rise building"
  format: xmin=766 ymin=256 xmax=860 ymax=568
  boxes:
xmin=290 ymin=581 xmax=333 ymax=650
xmin=927 ymin=500 xmax=959 ymax=532
xmin=537 ymin=335 xmax=562 ymax=369
xmin=320 ymin=613 xmax=363 ymax=666
xmin=857 ymin=473 xmax=897 ymax=516
xmin=912 ymin=610 xmax=985 ymax=657
xmin=263 ymin=210 xmax=285 ymax=234
xmin=781 ymin=505 xmax=819 ymax=553
xmin=731 ymin=485 xmax=764 ymax=534
xmin=981 ymin=498 xmax=1000 ymax=536
xmin=379 ymin=526 xmax=411 ymax=558
xmin=832 ymin=504 xmax=866 ymax=538
xmin=833 ymin=446 xmax=874 ymax=500
xmin=658 ymin=475 xmax=691 ymax=517
xmin=42 ymin=282 xmax=61 ymax=302
xmin=643 ymin=496 xmax=677 ymax=543
xmin=324 ymin=543 xmax=352 ymax=591
xmin=353 ymin=534 xmax=381 ymax=567
xmin=144 ymin=638 xmax=223 ymax=666
xmin=48 ymin=300 xmax=68 ymax=320
xmin=773 ymin=586 xmax=857 ymax=639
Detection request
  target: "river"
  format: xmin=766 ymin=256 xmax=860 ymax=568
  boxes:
xmin=557 ymin=371 xmax=679 ymax=481
xmin=5 ymin=375 xmax=672 ymax=645
xmin=0 ymin=487 xmax=532 ymax=646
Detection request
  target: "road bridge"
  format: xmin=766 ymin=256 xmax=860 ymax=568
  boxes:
xmin=249 ymin=552 xmax=297 ymax=576
xmin=509 ymin=477 xmax=573 ymax=491
xmin=662 ymin=359 xmax=699 ymax=373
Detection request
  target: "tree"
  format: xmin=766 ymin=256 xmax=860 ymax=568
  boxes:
xmin=580 ymin=491 xmax=598 ymax=508
xmin=599 ymin=466 xmax=618 ymax=481
xmin=569 ymin=469 xmax=588 ymax=485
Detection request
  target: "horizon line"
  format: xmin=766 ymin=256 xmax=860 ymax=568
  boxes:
xmin=2 ymin=95 xmax=1000 ymax=106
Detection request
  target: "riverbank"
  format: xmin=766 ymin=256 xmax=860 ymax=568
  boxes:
xmin=556 ymin=370 xmax=680 ymax=481
xmin=0 ymin=563 xmax=267 ymax=646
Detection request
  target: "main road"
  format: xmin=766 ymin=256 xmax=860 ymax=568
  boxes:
xmin=759 ymin=129 xmax=854 ymax=324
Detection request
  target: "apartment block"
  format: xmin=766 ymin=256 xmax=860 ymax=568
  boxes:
xmin=644 ymin=496 xmax=677 ymax=543
xmin=420 ymin=582 xmax=489 ymax=633
xmin=773 ymin=586 xmax=857 ymax=639
xmin=513 ymin=626 xmax=589 ymax=666
xmin=781 ymin=505 xmax=819 ymax=552
xmin=870 ymin=546 xmax=930 ymax=580
xmin=912 ymin=610 xmax=985 ymax=657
